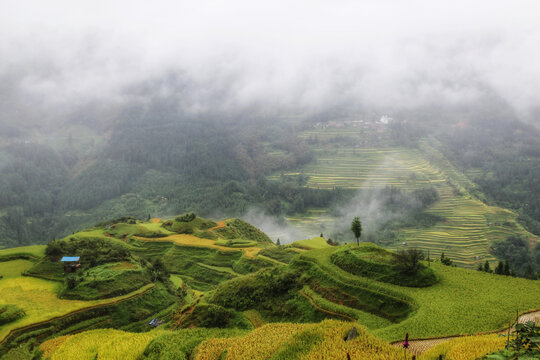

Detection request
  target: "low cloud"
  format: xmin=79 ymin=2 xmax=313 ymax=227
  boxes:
xmin=1 ymin=0 xmax=540 ymax=123
xmin=242 ymin=208 xmax=309 ymax=245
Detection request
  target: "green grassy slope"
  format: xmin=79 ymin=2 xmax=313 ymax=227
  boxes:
xmin=295 ymin=244 xmax=540 ymax=342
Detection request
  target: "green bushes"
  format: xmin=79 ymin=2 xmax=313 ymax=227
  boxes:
xmin=95 ymin=216 xmax=138 ymax=227
xmin=176 ymin=212 xmax=197 ymax=222
xmin=61 ymin=265 xmax=151 ymax=300
xmin=211 ymin=267 xmax=302 ymax=311
xmin=0 ymin=304 xmax=25 ymax=325
xmin=162 ymin=215 xmax=217 ymax=234
xmin=25 ymin=258 xmax=64 ymax=281
xmin=45 ymin=237 xmax=130 ymax=266
xmin=214 ymin=218 xmax=272 ymax=243
xmin=177 ymin=304 xmax=233 ymax=328
xmin=330 ymin=245 xmax=438 ymax=287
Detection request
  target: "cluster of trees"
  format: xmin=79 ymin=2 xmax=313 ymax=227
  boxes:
xmin=491 ymin=236 xmax=540 ymax=279
xmin=45 ymin=238 xmax=130 ymax=267
xmin=394 ymin=248 xmax=425 ymax=274
xmin=477 ymin=260 xmax=513 ymax=276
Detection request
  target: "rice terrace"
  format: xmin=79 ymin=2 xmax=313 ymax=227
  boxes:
xmin=271 ymin=129 xmax=539 ymax=268
xmin=1 ymin=1 xmax=540 ymax=359
xmin=0 ymin=213 xmax=538 ymax=359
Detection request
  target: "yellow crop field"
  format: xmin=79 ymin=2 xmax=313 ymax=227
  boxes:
xmin=0 ymin=245 xmax=46 ymax=258
xmin=302 ymin=321 xmax=403 ymax=360
xmin=193 ymin=337 xmax=236 ymax=360
xmin=195 ymin=323 xmax=304 ymax=360
xmin=39 ymin=335 xmax=72 ymax=359
xmin=194 ymin=320 xmax=405 ymax=360
xmin=420 ymin=334 xmax=506 ymax=360
xmin=0 ymin=276 xmax=154 ymax=342
xmin=136 ymin=234 xmax=262 ymax=258
xmin=43 ymin=329 xmax=162 ymax=360
xmin=0 ymin=259 xmax=34 ymax=278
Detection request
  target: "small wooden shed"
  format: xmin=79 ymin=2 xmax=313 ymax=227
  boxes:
xmin=61 ymin=256 xmax=81 ymax=273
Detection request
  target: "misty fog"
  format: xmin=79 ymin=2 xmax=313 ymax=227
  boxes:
xmin=2 ymin=0 xmax=540 ymax=123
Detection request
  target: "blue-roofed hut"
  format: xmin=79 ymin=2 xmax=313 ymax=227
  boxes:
xmin=61 ymin=256 xmax=81 ymax=273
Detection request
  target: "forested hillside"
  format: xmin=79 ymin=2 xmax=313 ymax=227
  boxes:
xmin=0 ymin=103 xmax=315 ymax=248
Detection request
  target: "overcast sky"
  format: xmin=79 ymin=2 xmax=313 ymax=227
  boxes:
xmin=1 ymin=0 xmax=540 ymax=116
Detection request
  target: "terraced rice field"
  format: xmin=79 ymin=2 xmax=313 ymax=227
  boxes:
xmin=0 ymin=259 xmax=34 ymax=278
xmin=388 ymin=185 xmax=497 ymax=265
xmin=270 ymin=147 xmax=445 ymax=190
xmin=134 ymin=234 xmax=262 ymax=258
xmin=299 ymin=246 xmax=540 ymax=343
xmin=0 ymin=245 xmax=46 ymax=258
xmin=0 ymin=274 xmax=154 ymax=342
xmin=272 ymin=128 xmax=539 ymax=267
xmin=40 ymin=328 xmax=164 ymax=360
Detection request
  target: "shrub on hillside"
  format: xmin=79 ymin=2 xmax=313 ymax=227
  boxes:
xmin=178 ymin=304 xmax=233 ymax=328
xmin=211 ymin=267 xmax=301 ymax=310
xmin=61 ymin=265 xmax=151 ymax=300
xmin=95 ymin=217 xmax=138 ymax=227
xmin=440 ymin=252 xmax=453 ymax=266
xmin=393 ymin=248 xmax=424 ymax=274
xmin=46 ymin=238 xmax=130 ymax=266
xmin=493 ymin=236 xmax=539 ymax=278
xmin=0 ymin=304 xmax=25 ymax=325
xmin=176 ymin=213 xmax=197 ymax=222
xmin=214 ymin=219 xmax=272 ymax=243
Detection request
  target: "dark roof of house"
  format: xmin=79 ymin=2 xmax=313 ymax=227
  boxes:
xmin=61 ymin=256 xmax=80 ymax=262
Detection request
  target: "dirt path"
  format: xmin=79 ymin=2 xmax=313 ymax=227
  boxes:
xmin=208 ymin=221 xmax=226 ymax=232
xmin=173 ymin=296 xmax=202 ymax=329
xmin=391 ymin=310 xmax=540 ymax=355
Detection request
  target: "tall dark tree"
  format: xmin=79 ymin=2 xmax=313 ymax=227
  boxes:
xmin=503 ymin=260 xmax=511 ymax=276
xmin=483 ymin=260 xmax=492 ymax=273
xmin=351 ymin=217 xmax=362 ymax=246
xmin=495 ymin=261 xmax=504 ymax=275
xmin=524 ymin=264 xmax=536 ymax=280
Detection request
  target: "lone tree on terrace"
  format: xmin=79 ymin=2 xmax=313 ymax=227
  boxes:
xmin=351 ymin=217 xmax=362 ymax=246
xmin=394 ymin=248 xmax=425 ymax=274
